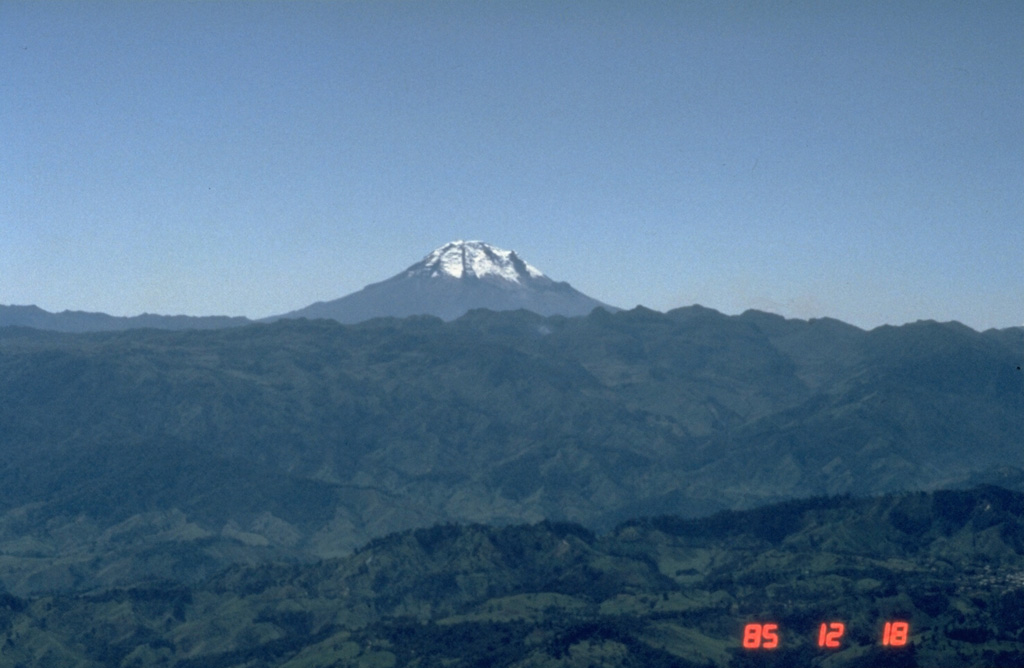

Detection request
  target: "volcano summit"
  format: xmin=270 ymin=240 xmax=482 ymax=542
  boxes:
xmin=274 ymin=240 xmax=617 ymax=323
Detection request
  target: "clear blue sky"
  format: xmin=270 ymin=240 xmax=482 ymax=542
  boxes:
xmin=2 ymin=1 xmax=1021 ymax=330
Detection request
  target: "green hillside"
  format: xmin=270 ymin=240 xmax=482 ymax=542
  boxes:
xmin=0 ymin=487 xmax=1020 ymax=667
xmin=0 ymin=308 xmax=1020 ymax=594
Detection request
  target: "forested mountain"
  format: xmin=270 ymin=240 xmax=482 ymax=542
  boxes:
xmin=0 ymin=487 xmax=1020 ymax=667
xmin=0 ymin=306 xmax=1020 ymax=596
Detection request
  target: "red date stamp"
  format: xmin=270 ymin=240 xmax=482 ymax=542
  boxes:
xmin=742 ymin=620 xmax=910 ymax=650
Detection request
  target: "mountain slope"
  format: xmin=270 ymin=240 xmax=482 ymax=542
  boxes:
xmin=0 ymin=487 xmax=1021 ymax=667
xmin=0 ymin=307 xmax=1020 ymax=596
xmin=0 ymin=241 xmax=616 ymax=331
xmin=273 ymin=240 xmax=617 ymax=323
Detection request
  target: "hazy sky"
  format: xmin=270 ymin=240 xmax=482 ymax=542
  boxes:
xmin=2 ymin=1 xmax=1021 ymax=330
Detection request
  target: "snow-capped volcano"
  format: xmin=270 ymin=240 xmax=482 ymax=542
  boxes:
xmin=272 ymin=240 xmax=617 ymax=323
xmin=411 ymin=240 xmax=545 ymax=283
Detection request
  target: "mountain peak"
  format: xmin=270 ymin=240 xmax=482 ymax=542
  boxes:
xmin=272 ymin=240 xmax=617 ymax=323
xmin=408 ymin=240 xmax=545 ymax=284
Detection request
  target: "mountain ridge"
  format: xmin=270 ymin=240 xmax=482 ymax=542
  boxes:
xmin=0 ymin=486 xmax=1020 ymax=667
xmin=0 ymin=306 xmax=1019 ymax=596
xmin=0 ymin=304 xmax=252 ymax=333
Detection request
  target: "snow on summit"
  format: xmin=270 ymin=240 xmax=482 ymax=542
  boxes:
xmin=274 ymin=239 xmax=617 ymax=322
xmin=410 ymin=241 xmax=545 ymax=283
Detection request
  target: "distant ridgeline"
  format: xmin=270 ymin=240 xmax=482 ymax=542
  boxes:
xmin=0 ymin=487 xmax=1020 ymax=667
xmin=0 ymin=240 xmax=617 ymax=330
xmin=0 ymin=306 xmax=1020 ymax=599
xmin=0 ymin=303 xmax=252 ymax=332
